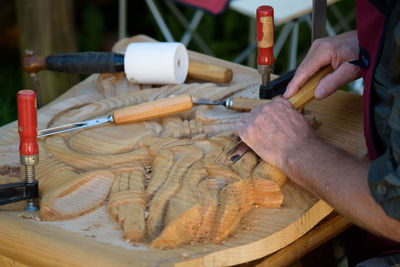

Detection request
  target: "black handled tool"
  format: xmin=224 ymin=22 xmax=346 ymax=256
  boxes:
xmin=23 ymin=52 xmax=125 ymax=74
xmin=22 ymin=51 xmax=233 ymax=84
xmin=259 ymin=68 xmax=296 ymax=99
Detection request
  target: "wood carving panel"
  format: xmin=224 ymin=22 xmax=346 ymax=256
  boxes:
xmin=33 ymin=76 xmax=285 ymax=249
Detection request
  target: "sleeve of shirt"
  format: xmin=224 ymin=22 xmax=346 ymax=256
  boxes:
xmin=369 ymin=90 xmax=400 ymax=221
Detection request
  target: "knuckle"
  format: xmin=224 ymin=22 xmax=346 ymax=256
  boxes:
xmin=322 ymin=41 xmax=334 ymax=51
xmin=312 ymin=38 xmax=322 ymax=47
xmin=314 ymin=38 xmax=333 ymax=51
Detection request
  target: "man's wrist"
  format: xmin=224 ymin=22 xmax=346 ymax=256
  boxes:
xmin=283 ymin=136 xmax=321 ymax=184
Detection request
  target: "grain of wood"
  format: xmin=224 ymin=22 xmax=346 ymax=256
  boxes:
xmin=107 ymin=166 xmax=147 ymax=243
xmin=44 ymin=136 xmax=152 ymax=171
xmin=40 ymin=169 xmax=115 ymax=221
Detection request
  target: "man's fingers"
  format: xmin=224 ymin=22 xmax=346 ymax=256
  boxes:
xmin=284 ymin=61 xmax=330 ymax=98
xmin=314 ymin=62 xmax=361 ymax=99
xmin=283 ymin=38 xmax=337 ymax=99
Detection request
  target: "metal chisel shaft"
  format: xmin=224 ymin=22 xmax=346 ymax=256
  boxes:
xmin=192 ymin=97 xmax=270 ymax=112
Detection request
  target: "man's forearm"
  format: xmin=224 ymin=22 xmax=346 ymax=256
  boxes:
xmin=284 ymin=137 xmax=400 ymax=241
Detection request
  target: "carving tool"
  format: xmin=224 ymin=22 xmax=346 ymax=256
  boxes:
xmin=229 ymin=65 xmax=333 ymax=164
xmin=37 ymin=96 xmax=271 ymax=138
xmin=192 ymin=97 xmax=270 ymax=112
xmin=22 ymin=49 xmax=233 ymax=84
xmin=0 ymin=90 xmax=40 ymax=209
xmin=37 ymin=95 xmax=193 ymax=138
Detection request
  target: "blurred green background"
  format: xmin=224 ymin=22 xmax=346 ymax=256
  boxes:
xmin=0 ymin=0 xmax=356 ymax=127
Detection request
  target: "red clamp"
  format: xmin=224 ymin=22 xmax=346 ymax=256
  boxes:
xmin=17 ymin=90 xmax=38 ymax=156
xmin=257 ymin=5 xmax=275 ymax=66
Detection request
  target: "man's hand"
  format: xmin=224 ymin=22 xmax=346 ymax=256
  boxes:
xmin=235 ymin=97 xmax=316 ymax=172
xmin=234 ymin=98 xmax=400 ymax=242
xmin=284 ymin=31 xmax=360 ymax=99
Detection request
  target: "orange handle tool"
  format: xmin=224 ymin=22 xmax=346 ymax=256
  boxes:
xmin=112 ymin=95 xmax=193 ymax=124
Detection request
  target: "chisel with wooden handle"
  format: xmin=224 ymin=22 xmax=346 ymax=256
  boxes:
xmin=37 ymin=95 xmax=193 ymax=138
xmin=37 ymin=95 xmax=267 ymax=138
xmin=229 ymin=65 xmax=333 ymax=163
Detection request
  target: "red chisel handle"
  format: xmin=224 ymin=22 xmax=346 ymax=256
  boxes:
xmin=17 ymin=90 xmax=38 ymax=156
xmin=257 ymin=6 xmax=274 ymax=66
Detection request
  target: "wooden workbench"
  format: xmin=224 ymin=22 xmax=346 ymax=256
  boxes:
xmin=0 ymin=35 xmax=364 ymax=266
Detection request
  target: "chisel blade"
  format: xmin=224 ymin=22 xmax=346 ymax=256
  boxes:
xmin=191 ymin=96 xmax=225 ymax=106
xmin=226 ymin=140 xmax=251 ymax=164
xmin=37 ymin=115 xmax=113 ymax=138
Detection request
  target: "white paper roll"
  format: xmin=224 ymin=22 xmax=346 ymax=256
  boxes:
xmin=124 ymin=42 xmax=189 ymax=84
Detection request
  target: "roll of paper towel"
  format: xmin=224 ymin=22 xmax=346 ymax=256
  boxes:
xmin=124 ymin=42 xmax=189 ymax=84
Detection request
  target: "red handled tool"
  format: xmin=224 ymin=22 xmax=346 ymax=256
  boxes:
xmin=16 ymin=90 xmax=39 ymax=210
xmin=257 ymin=5 xmax=275 ymax=98
xmin=0 ymin=90 xmax=40 ymax=208
xmin=18 ymin=90 xmax=39 ymax=158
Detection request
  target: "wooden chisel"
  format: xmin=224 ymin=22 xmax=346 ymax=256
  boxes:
xmin=37 ymin=95 xmax=268 ymax=138
xmin=229 ymin=65 xmax=334 ymax=164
